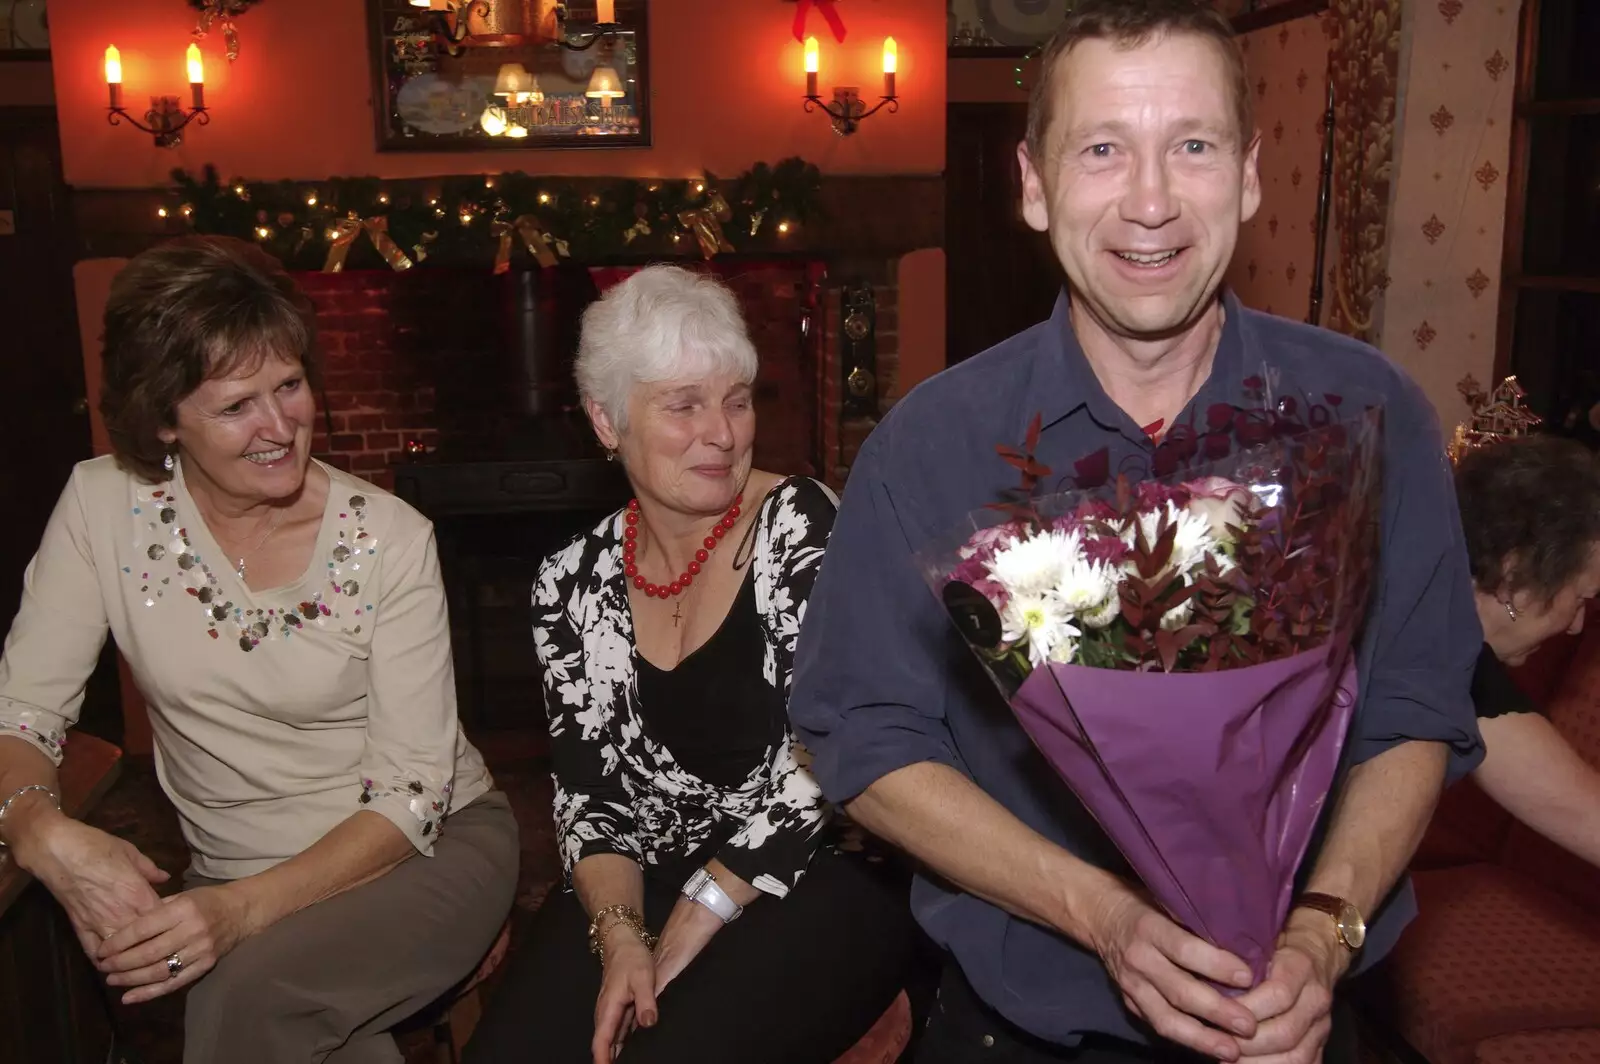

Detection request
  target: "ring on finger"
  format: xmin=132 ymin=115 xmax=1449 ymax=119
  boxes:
xmin=165 ymin=952 xmax=184 ymax=978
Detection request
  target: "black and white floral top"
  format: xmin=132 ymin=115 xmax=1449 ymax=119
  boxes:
xmin=532 ymin=476 xmax=836 ymax=898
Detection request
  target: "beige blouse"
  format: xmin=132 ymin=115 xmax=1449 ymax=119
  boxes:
xmin=0 ymin=456 xmax=492 ymax=880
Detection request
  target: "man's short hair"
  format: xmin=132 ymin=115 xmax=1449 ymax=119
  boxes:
xmin=1024 ymin=0 xmax=1254 ymax=163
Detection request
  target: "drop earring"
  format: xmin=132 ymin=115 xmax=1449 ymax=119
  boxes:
xmin=163 ymin=451 xmax=176 ymax=473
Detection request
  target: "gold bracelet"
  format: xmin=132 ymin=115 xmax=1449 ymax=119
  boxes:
xmin=587 ymin=904 xmax=657 ymax=957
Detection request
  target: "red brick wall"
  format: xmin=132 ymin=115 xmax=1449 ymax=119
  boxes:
xmin=297 ymin=261 xmax=899 ymax=491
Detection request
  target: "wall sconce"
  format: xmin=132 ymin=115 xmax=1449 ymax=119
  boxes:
xmin=554 ymin=0 xmax=620 ymax=51
xmin=803 ymin=35 xmax=898 ymax=137
xmin=105 ymin=44 xmax=211 ymax=149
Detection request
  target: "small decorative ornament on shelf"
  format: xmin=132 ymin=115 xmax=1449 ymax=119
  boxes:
xmin=1447 ymin=374 xmax=1543 ymax=463
xmin=803 ymin=35 xmax=899 ymax=136
xmin=189 ymin=0 xmax=264 ymax=62
xmin=105 ymin=44 xmax=211 ymax=148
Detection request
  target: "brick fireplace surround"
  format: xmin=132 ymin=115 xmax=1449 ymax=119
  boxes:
xmin=297 ymin=257 xmax=902 ymax=491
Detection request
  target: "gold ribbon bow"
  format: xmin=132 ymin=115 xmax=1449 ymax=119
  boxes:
xmin=493 ymin=214 xmax=561 ymax=273
xmin=678 ymin=189 xmax=734 ymax=259
xmin=323 ymin=215 xmax=415 ymax=273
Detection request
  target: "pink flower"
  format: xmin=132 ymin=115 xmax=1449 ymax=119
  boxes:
xmin=959 ymin=522 xmax=1018 ymax=562
xmin=1082 ymin=533 xmax=1130 ymax=567
xmin=1136 ymin=481 xmax=1189 ymax=510
xmin=1182 ymin=476 xmax=1252 ymax=542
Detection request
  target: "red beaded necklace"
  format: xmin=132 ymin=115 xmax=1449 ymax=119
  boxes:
xmin=622 ymin=492 xmax=743 ymax=599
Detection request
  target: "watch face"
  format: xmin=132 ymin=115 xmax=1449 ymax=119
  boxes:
xmin=1336 ymin=906 xmax=1367 ymax=949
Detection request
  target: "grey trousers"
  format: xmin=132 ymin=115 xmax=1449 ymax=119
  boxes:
xmin=180 ymin=791 xmax=519 ymax=1064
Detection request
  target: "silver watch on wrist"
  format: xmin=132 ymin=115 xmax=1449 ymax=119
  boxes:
xmin=682 ymin=867 xmax=743 ymax=924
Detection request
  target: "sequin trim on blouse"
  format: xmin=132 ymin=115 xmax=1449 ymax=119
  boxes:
xmin=126 ymin=484 xmax=381 ymax=653
xmin=0 ymin=712 xmax=67 ymax=755
xmin=360 ymin=777 xmax=454 ymax=836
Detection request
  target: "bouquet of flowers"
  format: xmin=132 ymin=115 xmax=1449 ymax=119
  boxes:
xmin=919 ymin=399 xmax=1383 ymax=983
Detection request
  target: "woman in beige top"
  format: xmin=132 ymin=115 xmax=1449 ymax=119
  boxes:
xmin=0 ymin=236 xmax=517 ymax=1063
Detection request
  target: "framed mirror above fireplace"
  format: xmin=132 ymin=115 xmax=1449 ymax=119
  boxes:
xmin=367 ymin=0 xmax=651 ymax=151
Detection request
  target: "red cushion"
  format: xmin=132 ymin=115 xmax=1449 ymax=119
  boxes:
xmin=1475 ymin=1028 xmax=1600 ymax=1064
xmin=833 ymin=991 xmax=912 ymax=1064
xmin=1415 ymin=777 xmax=1512 ymax=870
xmin=1385 ymin=864 xmax=1600 ymax=1064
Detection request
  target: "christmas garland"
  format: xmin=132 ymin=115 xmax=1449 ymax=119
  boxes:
xmin=160 ymin=157 xmax=825 ymax=272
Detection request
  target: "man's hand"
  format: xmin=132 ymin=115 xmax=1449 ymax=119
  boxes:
xmin=1088 ymin=883 xmax=1258 ymax=1061
xmin=1234 ymin=910 xmax=1348 ymax=1062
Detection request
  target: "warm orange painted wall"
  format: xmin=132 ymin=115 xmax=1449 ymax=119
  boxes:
xmin=49 ymin=0 xmax=945 ymax=186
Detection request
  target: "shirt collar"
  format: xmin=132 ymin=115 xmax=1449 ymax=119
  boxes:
xmin=1028 ymin=287 xmax=1251 ymax=439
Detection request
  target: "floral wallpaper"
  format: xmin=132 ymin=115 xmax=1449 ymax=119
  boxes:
xmin=1377 ymin=0 xmax=1519 ymax=431
xmin=1225 ymin=15 xmax=1334 ymax=322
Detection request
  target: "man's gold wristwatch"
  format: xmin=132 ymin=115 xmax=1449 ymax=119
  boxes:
xmin=1294 ymin=892 xmax=1367 ymax=953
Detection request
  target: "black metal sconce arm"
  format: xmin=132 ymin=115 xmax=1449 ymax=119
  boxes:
xmin=803 ymin=92 xmax=898 ymax=136
xmin=107 ymin=104 xmax=209 ymax=149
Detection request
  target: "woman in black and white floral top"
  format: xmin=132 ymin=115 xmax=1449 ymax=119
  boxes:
xmin=465 ymin=266 xmax=917 ymax=1064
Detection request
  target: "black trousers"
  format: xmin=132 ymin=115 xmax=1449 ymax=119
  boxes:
xmin=915 ymin=956 xmax=1359 ymax=1064
xmin=462 ymin=847 xmax=919 ymax=1064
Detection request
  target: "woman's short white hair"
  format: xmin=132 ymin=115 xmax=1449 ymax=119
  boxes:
xmin=575 ymin=265 xmax=759 ymax=434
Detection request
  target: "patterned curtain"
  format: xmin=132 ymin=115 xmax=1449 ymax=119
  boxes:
xmin=1326 ymin=0 xmax=1403 ymax=342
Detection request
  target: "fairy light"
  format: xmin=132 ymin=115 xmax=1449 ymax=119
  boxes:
xmin=377 ymin=192 xmax=390 ymax=205
xmin=305 ymin=192 xmax=318 ymax=207
xmin=484 ymin=176 xmax=496 ymax=190
xmin=693 ymin=181 xmax=705 ymax=194
xmin=254 ymin=226 xmax=271 ymax=240
xmin=588 ymin=195 xmax=600 ymax=207
xmin=777 ymin=220 xmax=791 ymax=234
xmin=537 ymin=192 xmax=551 ymax=205
xmin=232 ymin=183 xmax=246 ymax=197
xmin=325 ymin=227 xmax=340 ymax=241
xmin=459 ymin=210 xmax=474 ymax=225
xmin=181 ymin=204 xmax=193 ymax=218
xmin=157 ymin=206 xmax=169 ymax=218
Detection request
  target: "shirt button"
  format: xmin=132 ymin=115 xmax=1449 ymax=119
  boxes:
xmin=982 ymin=1035 xmax=995 ymax=1048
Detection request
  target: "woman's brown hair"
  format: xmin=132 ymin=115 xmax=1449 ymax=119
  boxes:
xmin=99 ymin=235 xmax=320 ymax=482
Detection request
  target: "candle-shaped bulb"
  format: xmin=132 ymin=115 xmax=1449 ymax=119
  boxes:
xmin=804 ymin=35 xmax=819 ymax=97
xmin=186 ymin=43 xmax=205 ymax=110
xmin=883 ymin=37 xmax=897 ymax=98
xmin=105 ymin=45 xmax=123 ymax=109
xmin=596 ymin=0 xmax=615 ymax=23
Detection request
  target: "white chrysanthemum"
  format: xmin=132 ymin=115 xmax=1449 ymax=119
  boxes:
xmin=1161 ymin=598 xmax=1194 ymax=631
xmin=1001 ymin=591 xmax=1080 ymax=668
xmin=1080 ymin=591 xmax=1122 ymax=629
xmin=1056 ymin=555 xmax=1118 ymax=615
xmin=1123 ymin=502 xmax=1222 ymax=583
xmin=986 ymin=528 xmax=1083 ymax=597
xmin=1047 ymin=633 xmax=1082 ymax=665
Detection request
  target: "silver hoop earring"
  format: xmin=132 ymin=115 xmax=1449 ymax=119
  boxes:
xmin=1503 ymin=599 xmax=1519 ymax=622
xmin=163 ymin=452 xmax=175 ymax=473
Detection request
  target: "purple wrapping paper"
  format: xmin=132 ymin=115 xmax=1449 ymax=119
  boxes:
xmin=1010 ymin=642 xmax=1358 ymax=984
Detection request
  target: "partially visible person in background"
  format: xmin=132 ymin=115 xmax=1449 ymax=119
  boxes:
xmin=1457 ymin=434 xmax=1600 ymax=868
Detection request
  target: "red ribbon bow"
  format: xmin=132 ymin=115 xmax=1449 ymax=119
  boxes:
xmin=792 ymin=0 xmax=847 ymax=43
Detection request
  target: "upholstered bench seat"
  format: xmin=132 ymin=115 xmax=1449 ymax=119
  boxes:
xmin=1384 ymin=863 xmax=1600 ymax=1064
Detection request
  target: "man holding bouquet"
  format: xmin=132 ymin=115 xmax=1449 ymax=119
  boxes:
xmin=790 ymin=2 xmax=1484 ymax=1062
